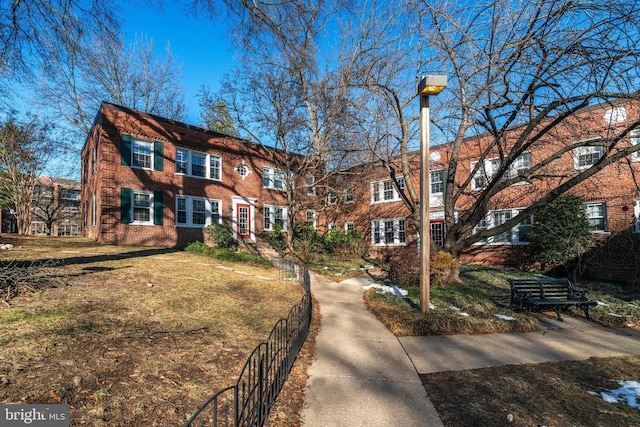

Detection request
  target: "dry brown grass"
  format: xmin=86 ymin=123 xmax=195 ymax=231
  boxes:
xmin=0 ymin=235 xmax=308 ymax=426
xmin=422 ymin=356 xmax=640 ymax=426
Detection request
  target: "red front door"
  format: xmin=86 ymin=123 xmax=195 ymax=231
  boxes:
xmin=237 ymin=204 xmax=251 ymax=239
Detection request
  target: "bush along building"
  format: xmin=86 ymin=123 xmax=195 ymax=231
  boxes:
xmin=325 ymin=101 xmax=640 ymax=285
xmin=81 ymin=102 xmax=321 ymax=248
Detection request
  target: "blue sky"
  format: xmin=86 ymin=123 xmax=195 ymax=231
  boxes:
xmin=121 ymin=1 xmax=235 ymax=125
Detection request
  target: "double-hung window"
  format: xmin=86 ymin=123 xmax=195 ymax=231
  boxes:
xmin=492 ymin=210 xmax=513 ymax=244
xmin=175 ymin=196 xmax=222 ymax=228
xmin=371 ymin=218 xmax=406 ymax=246
xmin=263 ymin=167 xmax=287 ymax=191
xmin=263 ymin=205 xmax=288 ymax=231
xmin=574 ymin=138 xmax=603 ymax=169
xmin=473 ymin=209 xmax=533 ymax=245
xmin=430 ymin=170 xmax=445 ymax=194
xmin=585 ymin=202 xmax=607 ymax=232
xmin=306 ymin=210 xmax=317 ymax=229
xmin=631 ymin=130 xmax=640 ymax=162
xmin=371 ymin=178 xmax=404 ymax=204
xmin=121 ymin=135 xmax=163 ymax=171
xmin=132 ymin=140 xmax=153 ymax=169
xmin=305 ymin=176 xmax=316 ymax=195
xmin=175 ymin=148 xmax=222 ymax=180
xmin=471 ymin=153 xmax=531 ymax=189
xmin=344 ymin=188 xmax=354 ymax=203
xmin=133 ymin=192 xmax=152 ymax=223
xmin=471 ymin=161 xmax=488 ymax=189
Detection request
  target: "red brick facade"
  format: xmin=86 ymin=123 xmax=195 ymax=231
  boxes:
xmin=82 ymin=101 xmax=640 ymax=283
xmin=325 ymin=101 xmax=640 ymax=284
xmin=81 ymin=103 xmax=319 ymax=247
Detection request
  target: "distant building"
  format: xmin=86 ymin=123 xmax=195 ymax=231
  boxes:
xmin=31 ymin=176 xmax=81 ymax=236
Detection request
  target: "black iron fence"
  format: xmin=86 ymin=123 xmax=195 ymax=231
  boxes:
xmin=184 ymin=262 xmax=312 ymax=427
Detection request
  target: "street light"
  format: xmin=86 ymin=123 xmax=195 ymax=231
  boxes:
xmin=418 ymin=75 xmax=447 ymax=313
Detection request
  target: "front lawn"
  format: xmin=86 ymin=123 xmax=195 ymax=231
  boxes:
xmin=0 ymin=235 xmax=306 ymax=426
xmin=363 ymin=264 xmax=640 ymax=335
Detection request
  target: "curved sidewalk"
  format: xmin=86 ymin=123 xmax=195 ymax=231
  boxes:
xmin=300 ymin=272 xmax=640 ymax=426
xmin=300 ymin=271 xmax=444 ymax=427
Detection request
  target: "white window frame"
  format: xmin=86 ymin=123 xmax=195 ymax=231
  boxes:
xmin=175 ymin=195 xmax=222 ymax=228
xmin=585 ymin=201 xmax=608 ymax=233
xmin=473 ymin=209 xmax=533 ymax=245
xmin=328 ymin=223 xmax=337 ymax=231
xmin=132 ymin=139 xmax=154 ymax=170
xmin=573 ymin=138 xmax=603 ymax=170
xmin=328 ymin=191 xmax=337 ymax=205
xmin=305 ymin=176 xmax=316 ymax=195
xmin=471 ymin=153 xmax=531 ymax=190
xmin=371 ymin=218 xmax=406 ymax=246
xmin=31 ymin=221 xmax=46 ymax=235
xmin=305 ymin=210 xmax=317 ymax=229
xmin=344 ymin=188 xmax=354 ymax=203
xmin=430 ymin=170 xmax=445 ymax=194
xmin=263 ymin=166 xmax=288 ymax=191
xmin=631 ymin=130 xmax=640 ymax=162
xmin=370 ymin=178 xmax=404 ymax=204
xmin=263 ymin=205 xmax=288 ymax=231
xmin=175 ymin=148 xmax=222 ymax=181
xmin=345 ymin=222 xmax=355 ymax=232
xmin=131 ymin=190 xmax=154 ymax=225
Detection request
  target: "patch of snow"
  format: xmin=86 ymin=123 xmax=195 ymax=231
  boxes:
xmin=596 ymin=301 xmax=608 ymax=306
xmin=608 ymin=313 xmax=623 ymax=317
xmin=0 ymin=244 xmax=13 ymax=250
xmin=450 ymin=305 xmax=460 ymax=311
xmin=495 ymin=314 xmax=515 ymax=321
xmin=429 ymin=303 xmax=436 ymax=310
xmin=363 ymin=283 xmax=408 ymax=297
xmin=458 ymin=312 xmax=470 ymax=317
xmin=589 ymin=380 xmax=640 ymax=410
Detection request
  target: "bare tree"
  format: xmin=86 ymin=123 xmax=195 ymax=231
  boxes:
xmin=34 ymin=29 xmax=186 ymax=140
xmin=333 ymin=0 xmax=640 ymax=265
xmin=0 ymin=116 xmax=58 ymax=235
xmin=196 ymin=0 xmax=356 ymax=248
xmin=414 ymin=0 xmax=640 ymax=257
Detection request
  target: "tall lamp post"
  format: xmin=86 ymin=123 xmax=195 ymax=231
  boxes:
xmin=418 ymin=75 xmax=447 ymax=313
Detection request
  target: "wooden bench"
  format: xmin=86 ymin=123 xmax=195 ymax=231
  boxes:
xmin=509 ymin=277 xmax=597 ymax=321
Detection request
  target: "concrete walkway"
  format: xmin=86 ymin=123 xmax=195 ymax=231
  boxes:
xmin=301 ymin=272 xmax=640 ymax=427
xmin=300 ymin=271 xmax=444 ymax=427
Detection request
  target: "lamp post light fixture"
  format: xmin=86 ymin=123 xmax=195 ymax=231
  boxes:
xmin=418 ymin=75 xmax=447 ymax=313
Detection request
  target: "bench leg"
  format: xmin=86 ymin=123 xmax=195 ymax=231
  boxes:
xmin=584 ymin=307 xmax=592 ymax=321
xmin=555 ymin=310 xmax=563 ymax=321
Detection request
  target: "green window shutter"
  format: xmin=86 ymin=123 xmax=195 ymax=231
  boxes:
xmin=121 ymin=135 xmax=132 ymax=166
xmin=154 ymin=142 xmax=164 ymax=171
xmin=153 ymin=191 xmax=163 ymax=225
xmin=120 ymin=188 xmax=132 ymax=223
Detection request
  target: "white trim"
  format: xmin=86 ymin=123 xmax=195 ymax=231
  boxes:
xmin=232 ymin=196 xmax=257 ymax=241
xmin=176 ymin=195 xmax=222 ymax=228
xmin=371 ymin=217 xmax=407 ymax=246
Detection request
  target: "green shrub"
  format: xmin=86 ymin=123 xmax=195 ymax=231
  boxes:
xmin=325 ymin=229 xmax=366 ymax=259
xmin=184 ymin=241 xmax=272 ymax=267
xmin=292 ymin=225 xmax=326 ymax=260
xmin=204 ymin=223 xmax=236 ymax=249
xmin=527 ymin=194 xmax=592 ymax=272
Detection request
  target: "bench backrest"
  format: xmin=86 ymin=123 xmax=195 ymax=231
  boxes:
xmin=509 ymin=278 xmax=573 ymax=299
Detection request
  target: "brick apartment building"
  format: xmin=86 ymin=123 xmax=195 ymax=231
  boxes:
xmin=325 ymin=101 xmax=640 ymax=283
xmin=82 ymin=101 xmax=640 ymax=283
xmin=0 ymin=176 xmax=81 ymax=236
xmin=81 ymin=102 xmax=320 ymax=247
